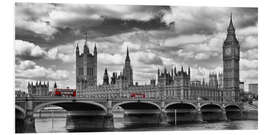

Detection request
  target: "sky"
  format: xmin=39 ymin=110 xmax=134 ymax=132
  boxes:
xmin=14 ymin=3 xmax=258 ymax=91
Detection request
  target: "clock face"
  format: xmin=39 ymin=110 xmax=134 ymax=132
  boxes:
xmin=225 ymin=48 xmax=231 ymax=55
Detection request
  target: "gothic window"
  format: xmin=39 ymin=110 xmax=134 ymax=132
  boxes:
xmin=87 ymin=68 xmax=91 ymax=76
xmin=79 ymin=68 xmax=83 ymax=75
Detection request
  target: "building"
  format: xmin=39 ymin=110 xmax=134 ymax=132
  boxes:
xmin=75 ymin=14 xmax=240 ymax=103
xmin=15 ymin=90 xmax=27 ymax=97
xmin=218 ymin=72 xmax=223 ymax=88
xmin=223 ymin=13 xmax=240 ymax=102
xmin=76 ymin=33 xmax=97 ymax=95
xmin=239 ymin=81 xmax=244 ymax=93
xmin=248 ymin=83 xmax=258 ymax=95
xmin=27 ymin=81 xmax=49 ymax=96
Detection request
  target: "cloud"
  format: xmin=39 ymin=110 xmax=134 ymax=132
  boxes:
xmin=15 ymin=40 xmax=47 ymax=59
xmin=47 ymin=45 xmax=75 ymax=63
xmin=240 ymin=59 xmax=258 ymax=70
xmin=134 ymin=51 xmax=163 ymax=66
xmin=15 ymin=39 xmax=75 ymax=63
xmin=15 ymin=3 xmax=58 ymax=37
xmin=15 ymin=60 xmax=70 ymax=81
xmin=98 ymin=53 xmax=124 ymax=65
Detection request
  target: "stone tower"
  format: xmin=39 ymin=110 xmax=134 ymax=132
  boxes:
xmin=76 ymin=33 xmax=97 ymax=94
xmin=123 ymin=47 xmax=133 ymax=86
xmin=209 ymin=73 xmax=218 ymax=88
xmin=103 ymin=68 xmax=109 ymax=85
xmin=223 ymin=14 xmax=240 ymax=102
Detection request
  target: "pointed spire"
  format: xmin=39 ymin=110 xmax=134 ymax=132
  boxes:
xmin=76 ymin=43 xmax=79 ymax=54
xmin=188 ymin=67 xmax=190 ymax=75
xmin=54 ymin=82 xmax=57 ymax=88
xmin=181 ymin=66 xmax=183 ymax=72
xmin=94 ymin=43 xmax=97 ymax=55
xmin=85 ymin=31 xmax=88 ymax=44
xmin=125 ymin=47 xmax=130 ymax=62
xmin=227 ymin=12 xmax=235 ymax=33
xmin=83 ymin=32 xmax=89 ymax=54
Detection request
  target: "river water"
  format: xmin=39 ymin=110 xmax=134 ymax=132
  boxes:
xmin=34 ymin=116 xmax=258 ymax=133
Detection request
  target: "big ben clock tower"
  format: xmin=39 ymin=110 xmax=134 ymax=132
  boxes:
xmin=223 ymin=13 xmax=240 ymax=102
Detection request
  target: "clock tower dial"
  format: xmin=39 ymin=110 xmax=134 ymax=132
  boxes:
xmin=223 ymin=13 xmax=240 ymax=102
xmin=225 ymin=48 xmax=231 ymax=56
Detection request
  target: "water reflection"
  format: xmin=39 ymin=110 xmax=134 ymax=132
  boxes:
xmin=35 ymin=116 xmax=257 ymax=133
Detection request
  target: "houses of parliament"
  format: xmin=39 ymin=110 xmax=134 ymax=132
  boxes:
xmin=75 ymin=14 xmax=240 ymax=102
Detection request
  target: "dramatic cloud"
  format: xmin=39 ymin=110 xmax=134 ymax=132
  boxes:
xmin=15 ymin=40 xmax=47 ymax=60
xmin=15 ymin=60 xmax=70 ymax=81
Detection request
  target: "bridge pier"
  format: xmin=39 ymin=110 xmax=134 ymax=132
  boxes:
xmin=196 ymin=109 xmax=203 ymax=122
xmin=222 ymin=109 xmax=228 ymax=121
xmin=24 ymin=99 xmax=36 ymax=133
xmin=160 ymin=109 xmax=168 ymax=125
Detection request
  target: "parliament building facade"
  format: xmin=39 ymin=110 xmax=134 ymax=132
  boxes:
xmin=75 ymin=15 xmax=240 ymax=103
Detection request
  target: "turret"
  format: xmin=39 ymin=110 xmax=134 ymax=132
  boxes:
xmin=76 ymin=43 xmax=80 ymax=56
xmin=188 ymin=67 xmax=190 ymax=76
xmin=27 ymin=82 xmax=30 ymax=88
xmin=103 ymin=68 xmax=109 ymax=85
xmin=54 ymin=82 xmax=57 ymax=88
xmin=94 ymin=43 xmax=97 ymax=56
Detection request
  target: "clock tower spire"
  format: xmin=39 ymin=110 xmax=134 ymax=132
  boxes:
xmin=223 ymin=13 xmax=240 ymax=102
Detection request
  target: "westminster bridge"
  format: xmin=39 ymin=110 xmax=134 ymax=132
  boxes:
xmin=15 ymin=95 xmax=243 ymax=133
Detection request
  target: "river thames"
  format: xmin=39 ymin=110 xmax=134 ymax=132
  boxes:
xmin=34 ymin=116 xmax=258 ymax=133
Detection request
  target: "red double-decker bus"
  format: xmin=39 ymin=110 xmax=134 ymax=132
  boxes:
xmin=54 ymin=88 xmax=76 ymax=97
xmin=130 ymin=93 xmax=145 ymax=98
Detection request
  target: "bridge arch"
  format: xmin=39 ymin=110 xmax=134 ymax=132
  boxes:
xmin=225 ymin=104 xmax=242 ymax=120
xmin=200 ymin=103 xmax=224 ymax=121
xmin=165 ymin=102 xmax=197 ymax=110
xmin=112 ymin=100 xmax=161 ymax=111
xmin=15 ymin=105 xmax=26 ymax=117
xmin=225 ymin=104 xmax=241 ymax=110
xmin=34 ymin=100 xmax=107 ymax=113
xmin=200 ymin=103 xmax=222 ymax=110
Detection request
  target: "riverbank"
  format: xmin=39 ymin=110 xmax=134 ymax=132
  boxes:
xmin=242 ymin=102 xmax=258 ymax=120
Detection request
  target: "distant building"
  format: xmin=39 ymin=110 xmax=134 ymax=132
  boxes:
xmin=27 ymin=81 xmax=49 ymax=96
xmin=15 ymin=90 xmax=26 ymax=97
xmin=239 ymin=81 xmax=244 ymax=93
xmin=209 ymin=73 xmax=218 ymax=88
xmin=218 ymin=73 xmax=223 ymax=88
xmin=248 ymin=83 xmax=258 ymax=95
